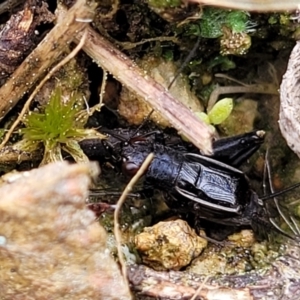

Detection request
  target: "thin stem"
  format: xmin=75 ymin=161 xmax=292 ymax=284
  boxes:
xmin=114 ymin=153 xmax=154 ymax=293
xmin=0 ymin=30 xmax=88 ymax=149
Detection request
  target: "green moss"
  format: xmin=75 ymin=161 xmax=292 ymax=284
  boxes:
xmin=19 ymin=87 xmax=104 ymax=165
xmin=225 ymin=11 xmax=249 ymax=33
xmin=199 ymin=8 xmax=251 ymax=38
xmin=200 ymin=8 xmax=225 ymax=38
xmin=207 ymin=56 xmax=236 ymax=71
xmin=22 ymin=88 xmax=85 ymax=148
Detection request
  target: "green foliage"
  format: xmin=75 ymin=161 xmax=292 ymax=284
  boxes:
xmin=195 ymin=98 xmax=233 ymax=126
xmin=208 ymin=56 xmax=236 ymax=71
xmin=200 ymin=8 xmax=225 ymax=38
xmin=207 ymin=98 xmax=233 ymax=125
xmin=195 ymin=111 xmax=210 ymax=125
xmin=199 ymin=84 xmax=217 ymax=103
xmin=18 ymin=87 xmax=105 ymax=165
xmin=199 ymin=8 xmax=250 ymax=38
xmin=162 ymin=49 xmax=174 ymax=61
xmin=225 ymin=11 xmax=249 ymax=33
xmin=22 ymin=88 xmax=85 ymax=149
xmin=182 ymin=98 xmax=233 ymax=142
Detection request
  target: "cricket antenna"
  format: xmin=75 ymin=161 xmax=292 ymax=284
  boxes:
xmin=260 ymin=182 xmax=300 ymax=201
xmin=262 ymin=150 xmax=300 ymax=240
xmin=167 ymin=35 xmax=201 ymax=90
xmin=127 ymin=109 xmax=155 ymax=141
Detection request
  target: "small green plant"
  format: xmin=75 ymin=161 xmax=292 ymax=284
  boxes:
xmin=23 ymin=88 xmax=84 ymax=145
xmin=199 ymin=8 xmax=253 ymax=38
xmin=19 ymin=88 xmax=104 ymax=165
xmin=198 ymin=97 xmax=233 ymax=126
xmin=181 ymin=98 xmax=233 ymax=141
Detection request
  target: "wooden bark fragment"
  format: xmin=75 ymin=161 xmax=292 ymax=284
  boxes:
xmin=0 ymin=0 xmax=25 ymax=15
xmin=128 ymin=264 xmax=253 ymax=300
xmin=188 ymin=0 xmax=300 ymax=11
xmin=0 ymin=0 xmax=94 ymax=121
xmin=0 ymin=0 xmax=54 ymax=81
xmin=279 ymin=41 xmax=300 ymax=158
xmin=128 ymin=251 xmax=300 ymax=300
xmin=72 ymin=25 xmax=214 ymax=154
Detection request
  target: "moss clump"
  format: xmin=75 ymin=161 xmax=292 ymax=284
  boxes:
xmin=23 ymin=89 xmax=84 ymax=145
xmin=19 ymin=88 xmax=105 ymax=165
xmin=199 ymin=8 xmax=252 ymax=38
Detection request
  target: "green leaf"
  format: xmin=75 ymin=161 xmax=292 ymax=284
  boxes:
xmin=225 ymin=11 xmax=248 ymax=33
xmin=195 ymin=112 xmax=211 ymax=125
xmin=208 ymin=98 xmax=233 ymax=125
xmin=200 ymin=8 xmax=225 ymax=38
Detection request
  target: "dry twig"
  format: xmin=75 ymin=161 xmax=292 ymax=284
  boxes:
xmin=0 ymin=0 xmax=94 ymax=121
xmin=190 ymin=276 xmax=209 ymax=300
xmin=71 ymin=25 xmax=214 ymax=154
xmin=0 ymin=30 xmax=88 ymax=149
xmin=128 ymin=264 xmax=253 ymax=300
xmin=207 ymin=84 xmax=278 ymax=112
xmin=114 ymin=153 xmax=154 ymax=295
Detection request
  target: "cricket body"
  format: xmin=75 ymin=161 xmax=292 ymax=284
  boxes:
xmin=82 ymin=128 xmax=299 ymax=239
xmin=121 ymin=136 xmax=268 ymax=231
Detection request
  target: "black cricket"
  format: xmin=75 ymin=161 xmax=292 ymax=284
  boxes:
xmin=81 ymin=129 xmax=300 ymax=240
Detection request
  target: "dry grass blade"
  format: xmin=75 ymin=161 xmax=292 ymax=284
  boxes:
xmin=190 ymin=275 xmax=209 ymax=300
xmin=207 ymin=84 xmax=278 ymax=112
xmin=114 ymin=153 xmax=154 ymax=294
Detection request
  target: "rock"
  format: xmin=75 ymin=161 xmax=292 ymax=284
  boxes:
xmin=135 ymin=219 xmax=207 ymax=270
xmin=0 ymin=161 xmax=131 ymax=300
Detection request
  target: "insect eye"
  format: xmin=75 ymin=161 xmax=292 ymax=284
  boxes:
xmin=122 ymin=161 xmax=140 ymax=176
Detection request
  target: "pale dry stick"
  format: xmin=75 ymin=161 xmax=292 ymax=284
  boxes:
xmin=71 ymin=25 xmax=213 ymax=154
xmin=0 ymin=31 xmax=88 ymax=149
xmin=188 ymin=0 xmax=300 ymax=11
xmin=0 ymin=0 xmax=94 ymax=121
xmin=99 ymin=69 xmax=108 ymax=106
xmin=120 ymin=36 xmax=178 ymax=50
xmin=215 ymin=73 xmax=248 ymax=87
xmin=114 ymin=153 xmax=154 ymax=293
xmin=207 ymin=83 xmax=279 ymax=112
xmin=190 ymin=275 xmax=209 ymax=300
xmin=127 ymin=264 xmax=253 ymax=299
